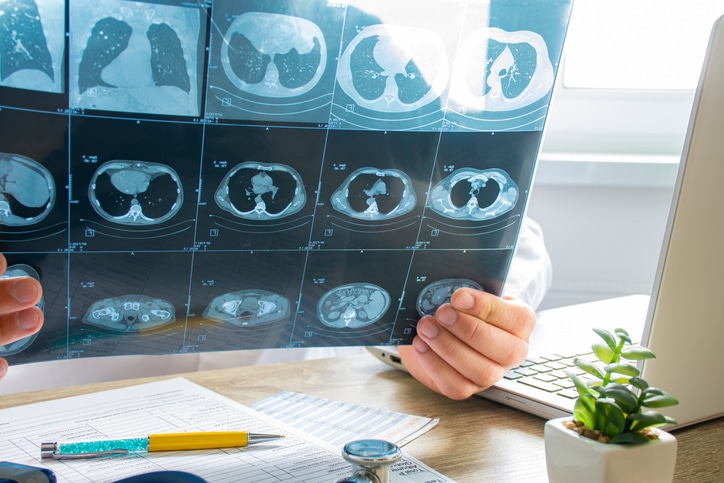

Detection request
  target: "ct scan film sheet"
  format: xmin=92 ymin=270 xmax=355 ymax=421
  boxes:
xmin=0 ymin=0 xmax=572 ymax=364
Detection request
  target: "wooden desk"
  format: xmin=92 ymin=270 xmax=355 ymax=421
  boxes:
xmin=2 ymin=354 xmax=721 ymax=482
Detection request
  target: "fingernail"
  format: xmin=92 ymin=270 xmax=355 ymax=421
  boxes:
xmin=413 ymin=337 xmax=429 ymax=353
xmin=0 ymin=363 xmax=7 ymax=379
xmin=453 ymin=290 xmax=474 ymax=310
xmin=10 ymin=278 xmax=39 ymax=304
xmin=436 ymin=305 xmax=458 ymax=327
xmin=418 ymin=319 xmax=439 ymax=339
xmin=17 ymin=309 xmax=40 ymax=330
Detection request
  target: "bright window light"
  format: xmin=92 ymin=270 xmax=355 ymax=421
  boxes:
xmin=563 ymin=0 xmax=724 ymax=90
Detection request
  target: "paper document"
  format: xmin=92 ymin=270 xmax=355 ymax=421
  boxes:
xmin=251 ymin=390 xmax=438 ymax=447
xmin=0 ymin=378 xmax=454 ymax=482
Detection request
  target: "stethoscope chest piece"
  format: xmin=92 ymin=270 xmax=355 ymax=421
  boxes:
xmin=335 ymin=439 xmax=402 ymax=483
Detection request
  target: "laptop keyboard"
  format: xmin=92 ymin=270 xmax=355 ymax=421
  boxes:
xmin=504 ymin=351 xmax=599 ymax=399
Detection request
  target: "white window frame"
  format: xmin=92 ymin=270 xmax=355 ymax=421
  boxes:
xmin=536 ymin=75 xmax=695 ymax=188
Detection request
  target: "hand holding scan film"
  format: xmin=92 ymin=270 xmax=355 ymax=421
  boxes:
xmin=399 ymin=288 xmax=535 ymax=400
xmin=0 ymin=253 xmax=44 ymax=380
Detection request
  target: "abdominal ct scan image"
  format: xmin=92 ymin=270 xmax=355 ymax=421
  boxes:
xmin=82 ymin=294 xmax=176 ymax=332
xmin=0 ymin=153 xmax=55 ymax=226
xmin=317 ymin=283 xmax=391 ymax=329
xmin=203 ymin=289 xmax=291 ymax=327
xmin=88 ymin=160 xmax=184 ymax=225
xmin=416 ymin=278 xmax=483 ymax=317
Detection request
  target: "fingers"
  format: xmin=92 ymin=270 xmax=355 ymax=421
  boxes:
xmin=0 ymin=255 xmax=44 ymax=380
xmin=0 ymin=275 xmax=45 ymax=351
xmin=421 ymin=289 xmax=533 ymax=364
xmin=0 ymin=306 xmax=44 ymax=347
xmin=399 ymin=341 xmax=489 ymax=400
xmin=0 ymin=276 xmax=43 ymax=315
xmin=399 ymin=289 xmax=537 ymax=399
xmin=448 ymin=289 xmax=536 ymax=340
xmin=415 ymin=314 xmax=512 ymax=395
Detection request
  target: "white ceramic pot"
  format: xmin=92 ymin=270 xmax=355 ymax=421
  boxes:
xmin=544 ymin=417 xmax=677 ymax=483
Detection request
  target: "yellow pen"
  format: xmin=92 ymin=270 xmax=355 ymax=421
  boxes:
xmin=40 ymin=432 xmax=285 ymax=460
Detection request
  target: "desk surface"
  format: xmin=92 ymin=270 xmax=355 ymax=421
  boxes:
xmin=2 ymin=354 xmax=722 ymax=482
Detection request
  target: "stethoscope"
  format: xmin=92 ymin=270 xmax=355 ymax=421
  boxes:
xmin=335 ymin=439 xmax=403 ymax=483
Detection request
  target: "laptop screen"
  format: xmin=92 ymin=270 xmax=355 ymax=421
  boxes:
xmin=639 ymin=14 xmax=724 ymax=428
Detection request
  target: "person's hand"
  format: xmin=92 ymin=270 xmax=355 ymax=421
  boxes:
xmin=0 ymin=253 xmax=44 ymax=380
xmin=399 ymin=288 xmax=535 ymax=400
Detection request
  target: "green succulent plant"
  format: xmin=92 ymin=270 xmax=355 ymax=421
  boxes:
xmin=567 ymin=327 xmax=679 ymax=444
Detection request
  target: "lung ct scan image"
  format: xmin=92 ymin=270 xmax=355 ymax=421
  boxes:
xmin=0 ymin=0 xmax=573 ymax=365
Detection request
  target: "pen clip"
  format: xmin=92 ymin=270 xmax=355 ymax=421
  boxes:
xmin=41 ymin=442 xmax=130 ymax=460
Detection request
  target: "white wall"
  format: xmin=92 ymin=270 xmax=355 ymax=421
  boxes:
xmin=527 ymin=161 xmax=676 ymax=310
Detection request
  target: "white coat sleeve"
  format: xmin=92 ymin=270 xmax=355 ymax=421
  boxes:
xmin=502 ymin=216 xmax=553 ymax=310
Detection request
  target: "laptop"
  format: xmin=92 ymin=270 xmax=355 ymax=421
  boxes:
xmin=369 ymin=14 xmax=724 ymax=430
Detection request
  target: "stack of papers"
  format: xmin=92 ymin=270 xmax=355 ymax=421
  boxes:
xmin=0 ymin=378 xmax=453 ymax=482
xmin=251 ymin=390 xmax=439 ymax=447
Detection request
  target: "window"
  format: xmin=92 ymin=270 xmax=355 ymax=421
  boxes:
xmin=541 ymin=1 xmax=724 ymax=173
xmin=563 ymin=0 xmax=724 ymax=90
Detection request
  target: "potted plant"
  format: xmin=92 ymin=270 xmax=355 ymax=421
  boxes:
xmin=544 ymin=327 xmax=679 ymax=483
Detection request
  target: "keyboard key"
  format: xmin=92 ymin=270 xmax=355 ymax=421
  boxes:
xmin=534 ymin=373 xmax=558 ymax=383
xmin=578 ymin=353 xmax=598 ymax=363
xmin=557 ymin=389 xmax=579 ymax=399
xmin=544 ymin=361 xmax=568 ymax=371
xmin=553 ymin=379 xmax=575 ymax=389
xmin=567 ymin=367 xmax=586 ymax=376
xmin=513 ymin=350 xmax=602 ymax=396
xmin=541 ymin=354 xmax=563 ymax=362
xmin=549 ymin=370 xmax=569 ymax=380
xmin=519 ymin=377 xmax=561 ymax=393
xmin=504 ymin=370 xmax=523 ymax=380
xmin=513 ymin=367 xmax=538 ymax=377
